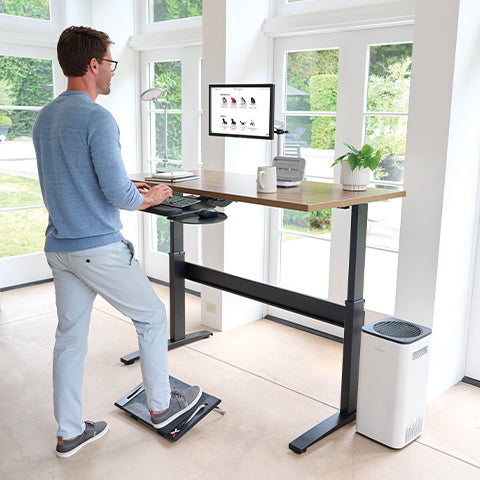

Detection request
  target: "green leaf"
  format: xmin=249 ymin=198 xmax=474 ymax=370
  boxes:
xmin=360 ymin=144 xmax=373 ymax=156
xmin=344 ymin=142 xmax=359 ymax=155
xmin=347 ymin=153 xmax=358 ymax=170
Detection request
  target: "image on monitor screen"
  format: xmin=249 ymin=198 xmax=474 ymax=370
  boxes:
xmin=209 ymin=84 xmax=275 ymax=140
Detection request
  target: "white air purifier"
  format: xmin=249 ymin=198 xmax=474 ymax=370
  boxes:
xmin=356 ymin=317 xmax=432 ymax=449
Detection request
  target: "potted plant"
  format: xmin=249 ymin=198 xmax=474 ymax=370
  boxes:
xmin=331 ymin=142 xmax=383 ymax=191
xmin=0 ymin=115 xmax=12 ymax=142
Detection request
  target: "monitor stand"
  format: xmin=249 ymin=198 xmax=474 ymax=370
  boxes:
xmin=115 ymin=376 xmax=223 ymax=441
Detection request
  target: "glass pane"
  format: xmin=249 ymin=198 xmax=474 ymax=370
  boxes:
xmin=367 ymin=43 xmax=412 ymax=113
xmin=152 ymin=112 xmax=182 ymax=164
xmin=153 ymin=215 xmax=170 ymax=253
xmin=282 ymin=209 xmax=332 ymax=236
xmin=0 ymin=108 xmax=40 ymax=141
xmin=0 ymin=208 xmax=48 ymax=258
xmin=286 ymin=49 xmax=338 ymax=112
xmin=0 ymin=0 xmax=50 ymax=20
xmin=365 ymin=115 xmax=407 ymax=183
xmin=150 ymin=0 xmax=202 ymax=23
xmin=0 ymin=55 xmax=54 ymax=259
xmin=364 ymin=246 xmax=398 ymax=314
xmin=285 ymin=115 xmax=335 ymax=179
xmin=0 ymin=169 xmax=42 ymax=208
xmin=0 ymin=56 xmax=54 ymax=107
xmin=0 ymin=56 xmax=53 ymax=141
xmin=279 ymin=233 xmax=330 ymax=299
xmin=366 ymin=198 xmax=403 ymax=250
xmin=153 ymin=61 xmax=181 ymax=110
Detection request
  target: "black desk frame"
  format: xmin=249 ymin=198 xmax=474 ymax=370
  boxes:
xmin=122 ymin=202 xmax=367 ymax=453
xmin=172 ymin=203 xmax=367 ymax=454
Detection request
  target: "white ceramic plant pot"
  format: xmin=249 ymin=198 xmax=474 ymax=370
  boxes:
xmin=340 ymin=161 xmax=371 ymax=191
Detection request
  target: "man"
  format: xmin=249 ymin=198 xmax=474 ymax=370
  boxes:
xmin=32 ymin=25 xmax=202 ymax=458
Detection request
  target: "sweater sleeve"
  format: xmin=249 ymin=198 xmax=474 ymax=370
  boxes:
xmin=87 ymin=106 xmax=143 ymax=211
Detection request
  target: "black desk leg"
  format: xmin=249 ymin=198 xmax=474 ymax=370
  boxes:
xmin=168 ymin=221 xmax=213 ymax=349
xmin=119 ymin=221 xmax=212 ymax=365
xmin=289 ymin=204 xmax=368 ymax=454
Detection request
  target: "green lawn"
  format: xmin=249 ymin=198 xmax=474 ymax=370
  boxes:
xmin=0 ymin=174 xmax=47 ymax=258
xmin=0 ymin=173 xmax=43 ymax=207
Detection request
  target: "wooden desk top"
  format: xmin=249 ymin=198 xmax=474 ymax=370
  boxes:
xmin=133 ymin=170 xmax=405 ymax=212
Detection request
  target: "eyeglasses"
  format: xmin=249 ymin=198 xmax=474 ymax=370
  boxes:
xmin=99 ymin=58 xmax=118 ymax=72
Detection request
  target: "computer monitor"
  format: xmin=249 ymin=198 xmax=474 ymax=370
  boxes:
xmin=209 ymin=84 xmax=275 ymax=140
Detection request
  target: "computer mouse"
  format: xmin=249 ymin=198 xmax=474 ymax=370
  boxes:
xmin=198 ymin=208 xmax=218 ymax=219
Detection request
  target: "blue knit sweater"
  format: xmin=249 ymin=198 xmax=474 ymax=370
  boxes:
xmin=33 ymin=90 xmax=143 ymax=252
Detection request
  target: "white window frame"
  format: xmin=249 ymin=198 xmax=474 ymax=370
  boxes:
xmin=272 ymin=0 xmax=415 ymax=21
xmin=268 ymin=25 xmax=413 ymax=336
xmin=134 ymin=0 xmax=202 ymax=39
xmin=0 ymin=0 xmax=65 ymax=46
xmin=139 ymin=46 xmax=202 ymax=285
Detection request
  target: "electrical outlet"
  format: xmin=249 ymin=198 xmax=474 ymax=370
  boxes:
xmin=205 ymin=302 xmax=216 ymax=314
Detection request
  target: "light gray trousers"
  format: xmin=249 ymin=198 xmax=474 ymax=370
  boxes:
xmin=46 ymin=240 xmax=170 ymax=439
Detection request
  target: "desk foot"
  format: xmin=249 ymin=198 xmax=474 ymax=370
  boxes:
xmin=120 ymin=330 xmax=213 ymax=365
xmin=288 ymin=411 xmax=356 ymax=454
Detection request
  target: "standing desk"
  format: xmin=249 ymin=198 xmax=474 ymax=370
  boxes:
xmin=130 ymin=170 xmax=406 ymax=453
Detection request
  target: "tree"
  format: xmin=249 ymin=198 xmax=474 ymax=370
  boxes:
xmin=153 ymin=61 xmax=182 ymax=162
xmin=152 ymin=0 xmax=202 ymax=22
xmin=0 ymin=0 xmax=50 ymax=20
xmin=285 ymin=50 xmax=339 ymax=147
xmin=0 ymin=56 xmax=53 ymax=139
xmin=366 ymin=57 xmax=411 ymax=159
xmin=309 ymin=74 xmax=337 ymax=149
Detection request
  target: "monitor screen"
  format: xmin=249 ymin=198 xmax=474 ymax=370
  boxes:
xmin=209 ymin=84 xmax=275 ymax=140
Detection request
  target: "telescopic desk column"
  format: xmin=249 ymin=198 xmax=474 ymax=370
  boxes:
xmin=167 ymin=219 xmax=213 ymax=349
xmin=169 ymin=220 xmax=186 ymax=341
xmin=289 ymin=203 xmax=368 ymax=453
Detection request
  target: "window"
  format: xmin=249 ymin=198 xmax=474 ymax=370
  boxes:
xmin=366 ymin=44 xmax=411 ymax=187
xmin=140 ymin=47 xmax=202 ymax=283
xmin=0 ymin=0 xmax=50 ymax=20
xmin=148 ymin=0 xmax=202 ymax=23
xmin=0 ymin=55 xmax=53 ymax=259
xmin=143 ymin=60 xmax=182 ymax=254
xmin=271 ymin=27 xmax=413 ymax=328
xmin=278 ymin=48 xmax=338 ymax=299
xmin=146 ymin=60 xmax=182 ymax=173
xmin=284 ymin=49 xmax=338 ymax=179
xmin=364 ymin=43 xmax=412 ymax=253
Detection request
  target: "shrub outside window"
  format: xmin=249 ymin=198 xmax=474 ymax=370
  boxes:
xmin=148 ymin=0 xmax=202 ymax=23
xmin=0 ymin=0 xmax=50 ymax=20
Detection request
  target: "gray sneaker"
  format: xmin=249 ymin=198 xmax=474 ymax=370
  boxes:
xmin=56 ymin=420 xmax=109 ymax=458
xmin=151 ymin=386 xmax=202 ymax=429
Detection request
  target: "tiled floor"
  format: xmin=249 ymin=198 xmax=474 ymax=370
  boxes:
xmin=0 ymin=282 xmax=479 ymax=479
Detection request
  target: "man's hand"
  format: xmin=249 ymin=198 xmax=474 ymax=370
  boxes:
xmin=133 ymin=181 xmax=151 ymax=194
xmin=138 ymin=183 xmax=173 ymax=210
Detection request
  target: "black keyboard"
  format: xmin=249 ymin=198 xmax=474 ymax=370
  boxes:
xmin=162 ymin=196 xmax=201 ymax=208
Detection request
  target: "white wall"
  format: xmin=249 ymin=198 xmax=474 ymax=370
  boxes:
xmin=201 ymin=0 xmax=272 ymax=331
xmin=396 ymin=0 xmax=480 ymax=398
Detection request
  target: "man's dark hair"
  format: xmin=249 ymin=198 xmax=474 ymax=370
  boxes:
xmin=57 ymin=26 xmax=114 ymax=77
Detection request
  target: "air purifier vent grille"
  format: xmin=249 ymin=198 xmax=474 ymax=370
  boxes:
xmin=405 ymin=416 xmax=424 ymax=443
xmin=412 ymin=346 xmax=428 ymax=361
xmin=373 ymin=320 xmax=422 ymax=339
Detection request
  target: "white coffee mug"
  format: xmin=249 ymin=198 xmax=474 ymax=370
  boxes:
xmin=257 ymin=166 xmax=277 ymax=193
